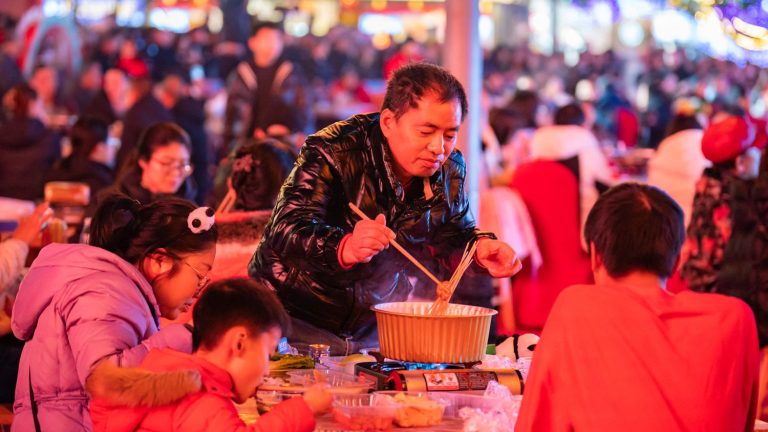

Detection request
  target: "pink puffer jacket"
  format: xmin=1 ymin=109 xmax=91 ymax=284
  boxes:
xmin=11 ymin=243 xmax=192 ymax=432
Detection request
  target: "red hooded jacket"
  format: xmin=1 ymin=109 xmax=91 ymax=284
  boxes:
xmin=89 ymin=349 xmax=316 ymax=432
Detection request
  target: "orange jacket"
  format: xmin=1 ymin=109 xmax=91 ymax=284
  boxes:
xmin=89 ymin=349 xmax=316 ymax=432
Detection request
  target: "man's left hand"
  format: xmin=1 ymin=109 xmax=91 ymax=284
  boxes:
xmin=475 ymin=238 xmax=522 ymax=278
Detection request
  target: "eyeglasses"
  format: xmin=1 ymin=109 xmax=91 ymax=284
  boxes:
xmin=150 ymin=158 xmax=194 ymax=176
xmin=183 ymin=260 xmax=210 ymax=295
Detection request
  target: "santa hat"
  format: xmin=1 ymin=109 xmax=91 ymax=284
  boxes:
xmin=701 ymin=116 xmax=754 ymax=164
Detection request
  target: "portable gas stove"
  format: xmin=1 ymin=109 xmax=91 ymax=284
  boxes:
xmin=355 ymin=360 xmax=523 ymax=394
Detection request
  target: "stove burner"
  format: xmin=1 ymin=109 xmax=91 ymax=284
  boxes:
xmin=401 ymin=362 xmax=451 ymax=371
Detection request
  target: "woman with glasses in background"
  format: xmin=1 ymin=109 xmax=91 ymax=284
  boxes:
xmin=96 ymin=122 xmax=198 ymax=212
xmin=10 ymin=194 xmax=217 ymax=431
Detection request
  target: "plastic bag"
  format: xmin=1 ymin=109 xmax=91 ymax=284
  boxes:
xmin=460 ymin=381 xmax=522 ymax=432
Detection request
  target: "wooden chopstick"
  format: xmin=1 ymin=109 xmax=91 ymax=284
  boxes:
xmin=348 ymin=203 xmax=441 ymax=285
xmin=216 ymin=188 xmax=236 ymax=214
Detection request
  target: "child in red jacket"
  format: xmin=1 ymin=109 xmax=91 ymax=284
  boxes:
xmin=87 ymin=278 xmax=331 ymax=432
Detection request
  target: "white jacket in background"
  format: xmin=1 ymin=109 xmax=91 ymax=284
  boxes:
xmin=647 ymin=129 xmax=709 ymax=227
xmin=529 ymin=125 xmax=614 ymax=242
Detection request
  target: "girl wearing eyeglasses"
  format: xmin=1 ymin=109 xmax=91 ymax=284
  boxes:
xmin=105 ymin=122 xmax=198 ymax=209
xmin=10 ymin=194 xmax=217 ymax=431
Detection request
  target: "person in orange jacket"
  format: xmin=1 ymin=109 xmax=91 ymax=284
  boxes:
xmin=86 ymin=278 xmax=332 ymax=432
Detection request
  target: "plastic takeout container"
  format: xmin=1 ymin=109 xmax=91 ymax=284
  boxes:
xmin=286 ymin=369 xmax=373 ymax=394
xmin=372 ymin=302 xmax=497 ymax=363
xmin=332 ymin=394 xmax=397 ymax=430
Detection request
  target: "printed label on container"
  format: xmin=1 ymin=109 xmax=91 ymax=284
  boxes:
xmin=424 ymin=372 xmax=460 ymax=391
xmin=422 ymin=371 xmax=499 ymax=391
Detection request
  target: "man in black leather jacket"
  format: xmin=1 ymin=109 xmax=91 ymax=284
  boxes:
xmin=249 ymin=63 xmax=521 ymax=354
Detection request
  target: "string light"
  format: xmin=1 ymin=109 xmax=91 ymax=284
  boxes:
xmin=407 ymin=0 xmax=424 ymax=12
xmin=371 ymin=0 xmax=387 ymax=11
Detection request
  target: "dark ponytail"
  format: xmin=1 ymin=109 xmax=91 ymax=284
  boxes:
xmin=89 ymin=194 xmax=217 ymax=269
xmin=717 ymin=146 xmax=768 ymax=347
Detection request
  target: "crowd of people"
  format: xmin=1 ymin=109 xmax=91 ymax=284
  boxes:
xmin=0 ymin=11 xmax=766 ymax=432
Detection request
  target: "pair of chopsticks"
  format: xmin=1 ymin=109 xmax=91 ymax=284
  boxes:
xmin=428 ymin=240 xmax=478 ymax=315
xmin=348 ymin=203 xmax=440 ymax=285
xmin=348 ymin=203 xmax=480 ymax=315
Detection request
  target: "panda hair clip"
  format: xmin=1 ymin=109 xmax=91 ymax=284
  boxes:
xmin=188 ymin=207 xmax=215 ymax=234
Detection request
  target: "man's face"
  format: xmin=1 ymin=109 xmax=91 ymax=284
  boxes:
xmin=380 ymin=93 xmax=463 ymax=185
xmin=30 ymin=67 xmax=57 ymax=102
xmin=249 ymin=28 xmax=283 ymax=66
xmin=104 ymin=69 xmax=127 ymax=103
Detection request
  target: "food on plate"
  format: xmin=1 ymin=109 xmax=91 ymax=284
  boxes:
xmin=260 ymin=376 xmax=287 ymax=387
xmin=268 ymin=354 xmax=314 ymax=370
xmin=342 ymin=353 xmax=377 ymax=364
xmin=387 ymin=393 xmax=445 ymax=427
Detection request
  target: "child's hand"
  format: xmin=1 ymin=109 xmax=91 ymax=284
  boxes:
xmin=302 ymin=386 xmax=332 ymax=415
xmin=12 ymin=203 xmax=52 ymax=245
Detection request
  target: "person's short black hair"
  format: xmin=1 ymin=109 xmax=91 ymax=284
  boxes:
xmin=251 ymin=21 xmax=284 ymax=37
xmin=69 ymin=116 xmax=109 ymax=161
xmin=382 ymin=62 xmax=468 ymax=120
xmin=584 ymin=183 xmax=684 ymax=278
xmin=665 ymin=113 xmax=701 ymax=137
xmin=554 ymin=103 xmax=585 ymax=126
xmin=192 ymin=278 xmax=291 ymax=351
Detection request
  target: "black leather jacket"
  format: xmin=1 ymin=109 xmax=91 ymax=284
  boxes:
xmin=249 ymin=113 xmax=483 ymax=338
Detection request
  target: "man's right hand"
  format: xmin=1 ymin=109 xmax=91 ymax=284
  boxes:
xmin=340 ymin=214 xmax=396 ymax=266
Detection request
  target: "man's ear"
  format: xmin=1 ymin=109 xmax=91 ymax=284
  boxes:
xmin=379 ymin=108 xmax=396 ymax=139
xmin=141 ymin=251 xmax=174 ymax=280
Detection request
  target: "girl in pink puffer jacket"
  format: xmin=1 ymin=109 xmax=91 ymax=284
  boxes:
xmin=11 ymin=194 xmax=217 ymax=432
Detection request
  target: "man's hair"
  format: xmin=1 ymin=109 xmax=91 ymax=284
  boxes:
xmin=553 ymin=103 xmax=585 ymax=126
xmin=584 ymin=183 xmax=684 ymax=278
xmin=665 ymin=113 xmax=701 ymax=137
xmin=192 ymin=278 xmax=290 ymax=351
xmin=251 ymin=21 xmax=284 ymax=37
xmin=381 ymin=62 xmax=468 ymax=120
